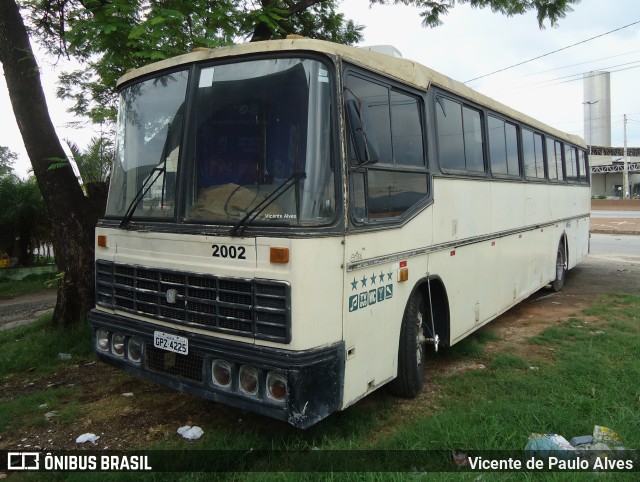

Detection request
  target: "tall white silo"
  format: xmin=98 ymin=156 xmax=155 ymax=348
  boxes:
xmin=582 ymin=71 xmax=611 ymax=147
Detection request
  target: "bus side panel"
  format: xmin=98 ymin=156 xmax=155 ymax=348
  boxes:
xmin=549 ymin=183 xmax=571 ymax=223
xmin=428 ymin=241 xmax=497 ymax=344
xmin=431 ymin=178 xmax=491 ymax=245
xmin=570 ymin=212 xmax=590 ymax=268
xmin=490 ymin=181 xmax=525 ymax=233
xmin=524 ymin=183 xmax=551 ymax=227
xmin=524 ymin=183 xmax=550 ymax=285
xmin=490 ymin=181 xmax=527 ymax=309
xmin=563 ymin=186 xmax=590 ymax=269
xmin=430 ymin=178 xmax=495 ymax=342
xmin=341 ymin=210 xmax=432 ymax=408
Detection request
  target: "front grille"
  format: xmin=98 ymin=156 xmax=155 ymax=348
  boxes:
xmin=96 ymin=261 xmax=291 ymax=343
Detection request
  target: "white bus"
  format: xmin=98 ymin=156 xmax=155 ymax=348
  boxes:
xmin=90 ymin=39 xmax=590 ymax=428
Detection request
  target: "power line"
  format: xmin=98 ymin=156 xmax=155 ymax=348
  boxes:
xmin=481 ymin=62 xmax=640 ymax=97
xmin=464 ymin=20 xmax=640 ymax=83
xmin=513 ymin=49 xmax=640 ymax=78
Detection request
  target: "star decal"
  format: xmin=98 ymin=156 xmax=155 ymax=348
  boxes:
xmin=351 ymin=278 xmax=358 ymax=291
xmin=387 ymin=272 xmax=393 ymax=281
xmin=370 ymin=273 xmax=377 ymax=285
xmin=379 ymin=271 xmax=385 ymax=283
xmin=361 ymin=276 xmax=367 ymax=288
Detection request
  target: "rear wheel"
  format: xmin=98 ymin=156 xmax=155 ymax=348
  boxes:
xmin=551 ymin=239 xmax=567 ymax=292
xmin=389 ymin=291 xmax=427 ymax=397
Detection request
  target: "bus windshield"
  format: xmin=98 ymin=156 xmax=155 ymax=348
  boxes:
xmin=106 ymin=57 xmax=336 ymax=228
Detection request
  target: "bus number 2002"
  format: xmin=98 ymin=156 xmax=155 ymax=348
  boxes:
xmin=212 ymin=244 xmax=246 ymax=259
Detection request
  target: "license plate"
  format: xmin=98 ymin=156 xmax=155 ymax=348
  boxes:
xmin=153 ymin=331 xmax=188 ymax=355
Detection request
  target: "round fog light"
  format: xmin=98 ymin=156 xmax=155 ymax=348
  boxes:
xmin=112 ymin=333 xmax=125 ymax=357
xmin=96 ymin=329 xmax=109 ymax=352
xmin=127 ymin=337 xmax=142 ymax=363
xmin=212 ymin=360 xmax=232 ymax=388
xmin=239 ymin=365 xmax=259 ymax=396
xmin=266 ymin=372 xmax=287 ymax=402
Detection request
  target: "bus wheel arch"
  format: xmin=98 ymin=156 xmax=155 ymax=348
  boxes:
xmin=389 ymin=276 xmax=450 ymax=398
xmin=551 ymin=235 xmax=568 ymax=292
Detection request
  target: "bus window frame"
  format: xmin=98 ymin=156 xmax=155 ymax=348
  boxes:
xmin=433 ymin=90 xmax=488 ymax=178
xmin=343 ymin=65 xmax=431 ymax=229
xmin=486 ymin=112 xmax=522 ymax=180
xmin=546 ymin=136 xmax=566 ymax=183
xmin=564 ymin=143 xmax=579 ymax=183
xmin=577 ymin=149 xmax=590 ymax=184
xmin=521 ymin=127 xmax=548 ymax=182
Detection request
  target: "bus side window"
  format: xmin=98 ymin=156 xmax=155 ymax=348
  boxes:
xmin=523 ymin=128 xmax=545 ymax=179
xmin=435 ymin=95 xmax=485 ymax=173
xmin=565 ymin=145 xmax=578 ymax=182
xmin=546 ymin=138 xmax=564 ymax=181
xmin=346 ymin=72 xmax=428 ymax=222
xmin=488 ymin=115 xmax=520 ymax=177
xmin=578 ymin=150 xmax=589 ymax=183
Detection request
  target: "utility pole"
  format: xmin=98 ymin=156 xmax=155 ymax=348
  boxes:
xmin=623 ymin=114 xmax=629 ymax=199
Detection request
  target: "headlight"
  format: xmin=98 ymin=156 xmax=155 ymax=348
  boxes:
xmin=239 ymin=365 xmax=259 ymax=396
xmin=127 ymin=337 xmax=142 ymax=363
xmin=96 ymin=329 xmax=110 ymax=352
xmin=266 ymin=372 xmax=287 ymax=402
xmin=212 ymin=359 xmax=232 ymax=388
xmin=112 ymin=333 xmax=125 ymax=357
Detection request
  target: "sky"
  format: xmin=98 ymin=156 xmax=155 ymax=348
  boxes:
xmin=1 ymin=0 xmax=639 ymax=178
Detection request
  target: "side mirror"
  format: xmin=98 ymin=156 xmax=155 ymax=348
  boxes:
xmin=346 ymin=99 xmax=379 ymax=164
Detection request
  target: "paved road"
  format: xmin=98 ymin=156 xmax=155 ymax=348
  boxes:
xmin=591 ymin=210 xmax=640 ymax=219
xmin=590 ymin=233 xmax=640 ymax=257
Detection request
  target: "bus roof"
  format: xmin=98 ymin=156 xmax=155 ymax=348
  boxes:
xmin=117 ymin=38 xmax=585 ymax=148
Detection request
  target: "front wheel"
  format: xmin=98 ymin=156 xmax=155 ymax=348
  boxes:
xmin=389 ymin=291 xmax=427 ymax=397
xmin=551 ymin=239 xmax=567 ymax=292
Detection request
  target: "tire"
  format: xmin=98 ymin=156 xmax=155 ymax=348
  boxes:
xmin=551 ymin=239 xmax=567 ymax=292
xmin=389 ymin=290 xmax=427 ymax=397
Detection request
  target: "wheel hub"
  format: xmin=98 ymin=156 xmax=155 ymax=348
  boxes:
xmin=416 ymin=312 xmax=426 ymax=366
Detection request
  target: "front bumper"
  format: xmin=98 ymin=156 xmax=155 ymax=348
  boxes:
xmin=88 ymin=309 xmax=344 ymax=428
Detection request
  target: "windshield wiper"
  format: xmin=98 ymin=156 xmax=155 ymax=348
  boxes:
xmin=119 ymin=165 xmax=165 ymax=229
xmin=120 ymin=120 xmax=175 ymax=229
xmin=229 ymin=170 xmax=306 ymax=237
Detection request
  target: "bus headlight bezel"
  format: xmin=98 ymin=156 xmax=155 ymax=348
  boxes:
xmin=212 ymin=359 xmax=232 ymax=388
xmin=96 ymin=329 xmax=110 ymax=352
xmin=127 ymin=337 xmax=142 ymax=363
xmin=266 ymin=372 xmax=288 ymax=402
xmin=112 ymin=333 xmax=125 ymax=357
xmin=239 ymin=365 xmax=259 ymax=396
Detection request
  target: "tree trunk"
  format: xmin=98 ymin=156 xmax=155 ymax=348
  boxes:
xmin=0 ymin=0 xmax=99 ymax=328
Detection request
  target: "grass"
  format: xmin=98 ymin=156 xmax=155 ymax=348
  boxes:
xmin=2 ymin=293 xmax=639 ymax=481
xmin=0 ymin=314 xmax=94 ymax=436
xmin=0 ymin=272 xmax=58 ymax=297
xmin=0 ymin=314 xmax=93 ymax=378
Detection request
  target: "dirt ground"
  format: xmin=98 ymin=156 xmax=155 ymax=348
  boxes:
xmin=1 ymin=254 xmax=638 ymax=451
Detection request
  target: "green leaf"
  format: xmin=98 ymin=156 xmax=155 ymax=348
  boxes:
xmin=44 ymin=156 xmax=69 ymax=172
xmin=102 ymin=24 xmax=118 ymax=35
xmin=128 ymin=25 xmax=147 ymax=40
